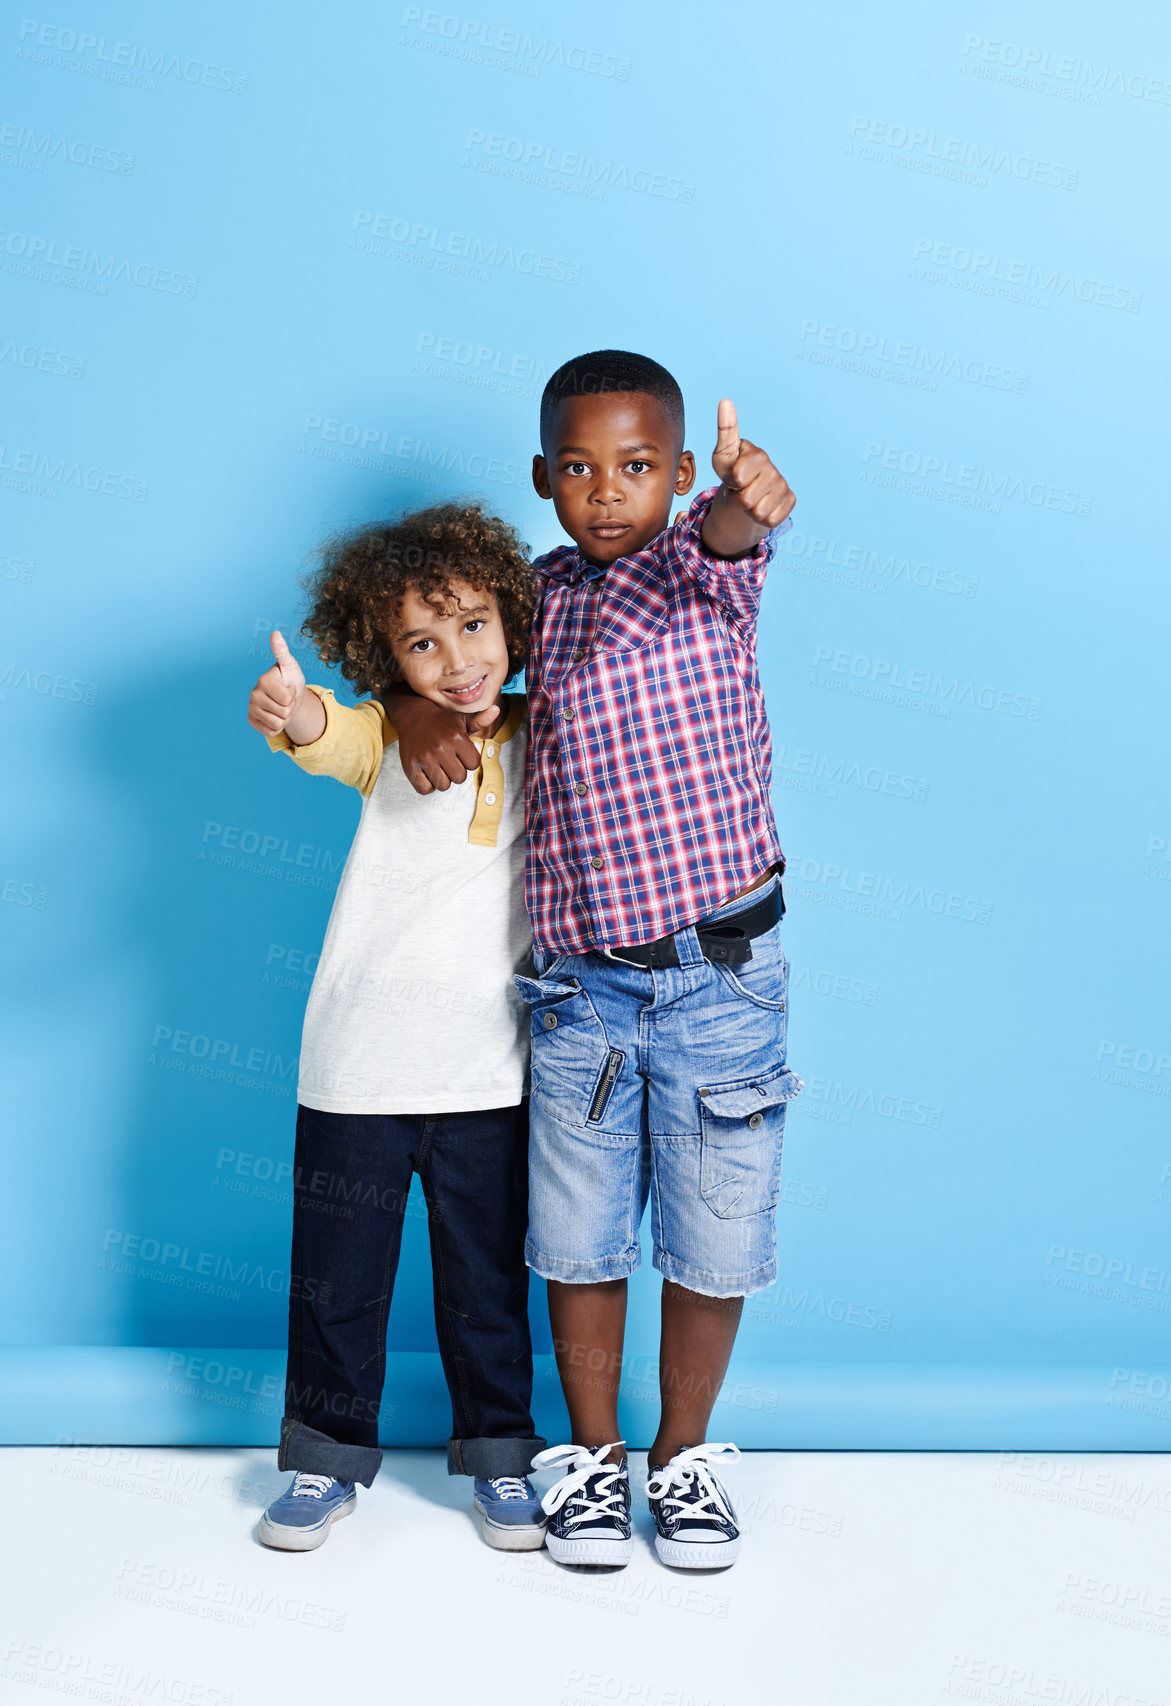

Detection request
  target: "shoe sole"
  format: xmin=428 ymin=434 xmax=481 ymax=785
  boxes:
xmin=654 ymin=1532 xmax=740 ymax=1569
xmin=257 ymin=1494 xmax=356 ymax=1551
xmin=477 ymin=1510 xmax=548 ymax=1552
xmin=546 ymin=1531 xmax=633 ymax=1567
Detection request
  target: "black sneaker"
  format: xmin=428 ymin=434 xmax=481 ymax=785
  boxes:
xmin=532 ymin=1442 xmax=633 ymax=1566
xmin=645 ymin=1442 xmax=741 ymax=1568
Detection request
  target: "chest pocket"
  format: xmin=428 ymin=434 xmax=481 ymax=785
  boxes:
xmin=592 ymin=567 xmax=671 ymax=654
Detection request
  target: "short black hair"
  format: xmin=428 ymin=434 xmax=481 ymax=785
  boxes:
xmin=540 ymin=349 xmax=684 ymax=443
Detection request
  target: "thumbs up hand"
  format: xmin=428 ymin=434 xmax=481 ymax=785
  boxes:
xmin=702 ymin=399 xmax=795 ymax=559
xmin=711 ymin=400 xmax=794 ymax=528
xmin=248 ymin=630 xmax=311 ymax=737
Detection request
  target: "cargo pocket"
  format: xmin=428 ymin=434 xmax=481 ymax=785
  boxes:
xmin=698 ymin=1065 xmax=803 ymax=1219
xmin=513 ymin=972 xmax=610 ymax=1109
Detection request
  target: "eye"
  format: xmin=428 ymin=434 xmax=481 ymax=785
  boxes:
xmin=409 ymin=638 xmax=434 ymax=653
xmin=463 ymin=618 xmax=485 ymax=633
xmin=626 ymin=460 xmax=651 ymax=475
xmin=564 ymin=461 xmax=590 ymax=476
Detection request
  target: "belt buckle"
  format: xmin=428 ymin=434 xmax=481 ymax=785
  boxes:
xmin=599 ymin=944 xmax=635 ymax=965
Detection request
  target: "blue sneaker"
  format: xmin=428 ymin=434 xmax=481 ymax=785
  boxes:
xmin=645 ymin=1443 xmax=741 ymax=1568
xmin=533 ymin=1442 xmax=633 ymax=1567
xmin=258 ymin=1472 xmax=357 ymax=1551
xmin=473 ymin=1476 xmax=547 ymax=1551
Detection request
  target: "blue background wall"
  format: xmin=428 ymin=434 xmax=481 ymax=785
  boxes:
xmin=3 ymin=0 xmax=1168 ymax=1448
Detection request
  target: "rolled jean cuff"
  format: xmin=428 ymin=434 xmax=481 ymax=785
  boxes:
xmin=278 ymin=1417 xmax=382 ymax=1488
xmin=446 ymin=1435 xmax=547 ymax=1477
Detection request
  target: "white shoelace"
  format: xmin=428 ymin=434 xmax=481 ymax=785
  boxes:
xmin=291 ymin=1472 xmax=335 ymax=1500
xmin=533 ymin=1442 xmax=627 ymax=1526
xmin=488 ymin=1476 xmax=530 ymax=1501
xmin=644 ymin=1443 xmax=740 ymax=1523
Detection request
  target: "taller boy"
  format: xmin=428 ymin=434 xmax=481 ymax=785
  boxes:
xmin=394 ymin=351 xmax=801 ymax=1569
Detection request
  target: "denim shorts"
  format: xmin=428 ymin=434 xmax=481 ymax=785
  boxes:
xmin=514 ymin=873 xmax=802 ymax=1299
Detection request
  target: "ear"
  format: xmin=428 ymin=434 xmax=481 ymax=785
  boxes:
xmin=674 ymin=450 xmax=696 ymax=496
xmin=532 ymin=453 xmax=552 ymax=499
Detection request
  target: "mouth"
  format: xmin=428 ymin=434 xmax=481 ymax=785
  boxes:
xmin=441 ymin=673 xmax=489 ymax=703
xmin=587 ymin=521 xmax=632 ymax=541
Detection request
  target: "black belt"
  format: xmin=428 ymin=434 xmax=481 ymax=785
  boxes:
xmin=602 ymin=880 xmax=784 ymax=970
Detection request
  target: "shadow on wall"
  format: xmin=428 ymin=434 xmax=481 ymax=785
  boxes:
xmin=87 ymin=648 xmax=554 ymax=1376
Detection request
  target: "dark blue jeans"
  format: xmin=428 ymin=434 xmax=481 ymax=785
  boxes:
xmin=278 ymin=1101 xmax=545 ymax=1487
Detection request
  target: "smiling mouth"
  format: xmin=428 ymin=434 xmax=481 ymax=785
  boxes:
xmin=443 ymin=674 xmax=488 ymax=701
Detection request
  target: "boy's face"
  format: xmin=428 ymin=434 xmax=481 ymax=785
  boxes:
xmin=387 ymin=579 xmax=510 ymax=715
xmin=533 ymin=392 xmax=696 ymax=567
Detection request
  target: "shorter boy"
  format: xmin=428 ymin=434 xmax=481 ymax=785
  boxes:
xmin=245 ymin=503 xmax=547 ymax=1551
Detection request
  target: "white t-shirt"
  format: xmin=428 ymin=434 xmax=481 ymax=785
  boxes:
xmin=270 ymin=688 xmax=531 ymax=1114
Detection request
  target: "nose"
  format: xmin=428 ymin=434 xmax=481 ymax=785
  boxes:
xmin=589 ymin=466 xmax=624 ymax=506
xmin=443 ymin=638 xmax=479 ymax=678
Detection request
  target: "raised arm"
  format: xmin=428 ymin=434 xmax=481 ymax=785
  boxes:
xmin=248 ymin=630 xmax=324 ymax=744
xmin=248 ymin=631 xmax=387 ymax=796
xmin=699 ymin=400 xmax=795 ymax=560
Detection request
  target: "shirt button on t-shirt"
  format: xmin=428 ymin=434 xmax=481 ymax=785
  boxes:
xmin=485 ymin=744 xmax=495 ymax=755
xmin=484 ymin=791 xmax=497 ymax=805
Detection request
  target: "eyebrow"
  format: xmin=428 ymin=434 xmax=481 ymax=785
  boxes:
xmin=556 ymin=441 xmax=660 ymax=456
xmin=396 ymin=602 xmax=491 ymax=643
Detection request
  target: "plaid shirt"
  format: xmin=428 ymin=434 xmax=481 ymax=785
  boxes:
xmin=525 ymin=488 xmax=790 ymax=953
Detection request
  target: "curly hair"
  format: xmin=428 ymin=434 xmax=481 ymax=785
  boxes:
xmin=301 ymin=501 xmax=536 ymax=699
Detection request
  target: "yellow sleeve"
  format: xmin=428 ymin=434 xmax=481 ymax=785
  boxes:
xmin=266 ymin=686 xmax=394 ymax=799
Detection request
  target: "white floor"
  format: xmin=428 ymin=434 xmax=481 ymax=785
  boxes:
xmin=5 ymin=1445 xmax=1169 ymax=1704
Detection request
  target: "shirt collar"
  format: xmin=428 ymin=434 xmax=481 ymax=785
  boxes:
xmin=535 ymin=545 xmax=606 ymax=588
xmin=536 ymin=519 xmax=674 ymax=588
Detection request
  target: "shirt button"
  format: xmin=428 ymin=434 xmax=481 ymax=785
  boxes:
xmin=574 ymin=782 xmax=588 ymax=796
xmin=543 ymin=1013 xmax=558 ymax=1029
xmin=484 ymin=791 xmax=497 ymax=805
xmin=572 ymin=649 xmax=585 ymax=662
xmin=561 ymin=709 xmax=574 ymax=722
xmin=590 ymin=856 xmax=604 ymax=869
xmin=748 ymin=1112 xmax=764 ymax=1129
xmin=485 ymin=744 xmax=495 ymax=756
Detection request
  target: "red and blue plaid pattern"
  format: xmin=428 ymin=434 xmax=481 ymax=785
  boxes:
xmin=525 ymin=488 xmax=789 ymax=952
